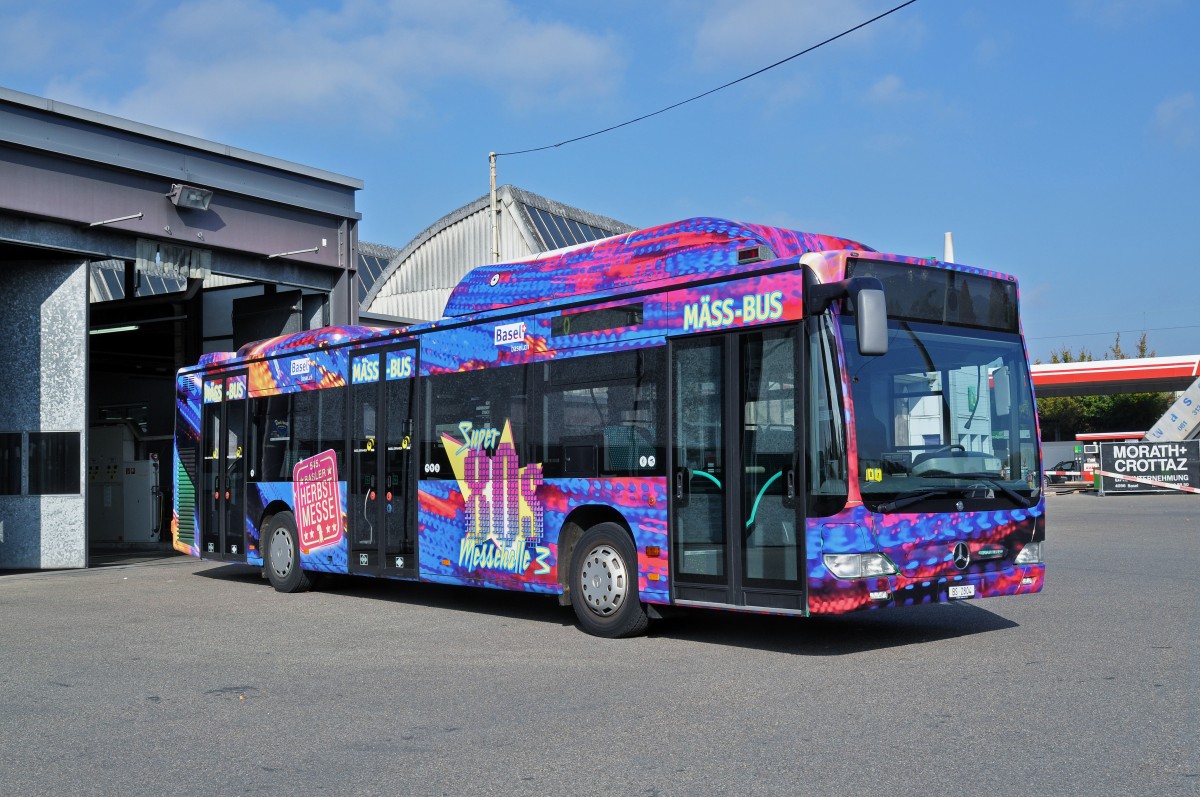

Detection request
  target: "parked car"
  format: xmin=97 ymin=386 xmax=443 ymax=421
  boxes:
xmin=1046 ymin=459 xmax=1081 ymax=484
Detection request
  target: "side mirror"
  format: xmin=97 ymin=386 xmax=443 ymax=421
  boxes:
xmin=992 ymin=365 xmax=1011 ymax=416
xmin=803 ymin=272 xmax=889 ymax=357
xmin=855 ymin=287 xmax=888 ymax=356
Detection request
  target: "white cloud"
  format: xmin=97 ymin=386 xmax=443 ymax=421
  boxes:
xmin=864 ymin=74 xmax=927 ymax=106
xmin=20 ymin=0 xmax=625 ymax=137
xmin=690 ymin=0 xmax=925 ymax=72
xmin=762 ymin=74 xmax=819 ymax=113
xmin=1149 ymin=92 xmax=1198 ymax=149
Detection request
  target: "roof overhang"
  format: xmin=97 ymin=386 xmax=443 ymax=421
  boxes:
xmin=1031 ymin=355 xmax=1200 ymax=397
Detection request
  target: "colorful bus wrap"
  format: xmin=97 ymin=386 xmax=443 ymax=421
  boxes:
xmin=174 ymin=217 xmax=1045 ymax=637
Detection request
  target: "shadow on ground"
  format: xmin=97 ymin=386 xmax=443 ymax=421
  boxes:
xmin=194 ymin=562 xmax=1018 ymax=655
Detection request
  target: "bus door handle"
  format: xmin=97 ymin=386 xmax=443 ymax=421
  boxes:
xmin=674 ymin=468 xmax=690 ymax=506
xmin=783 ymin=466 xmax=796 ymax=508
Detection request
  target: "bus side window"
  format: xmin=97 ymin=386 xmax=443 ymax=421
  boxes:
xmin=540 ymin=349 xmax=663 ymax=479
xmin=248 ymin=389 xmax=345 ymax=482
xmin=422 ymin=365 xmax=530 ymax=479
xmin=254 ymin=394 xmax=291 ymax=481
xmin=806 ymin=315 xmax=848 ymax=515
xmin=318 ymin=385 xmax=345 ymax=473
xmin=290 ymin=391 xmax=315 ymax=468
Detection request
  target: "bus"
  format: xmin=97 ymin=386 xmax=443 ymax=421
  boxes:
xmin=173 ymin=216 xmax=1045 ymax=637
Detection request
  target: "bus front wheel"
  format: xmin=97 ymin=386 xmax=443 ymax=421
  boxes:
xmin=569 ymin=523 xmax=649 ymax=638
xmin=263 ymin=512 xmax=316 ymax=593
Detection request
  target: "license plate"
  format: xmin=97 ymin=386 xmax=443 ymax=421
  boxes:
xmin=948 ymin=584 xmax=975 ymax=599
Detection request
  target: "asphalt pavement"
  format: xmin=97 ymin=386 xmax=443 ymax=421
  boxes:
xmin=1 ymin=492 xmax=1197 ymax=796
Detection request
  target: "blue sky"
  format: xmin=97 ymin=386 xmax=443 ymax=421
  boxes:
xmin=3 ymin=0 xmax=1197 ymax=363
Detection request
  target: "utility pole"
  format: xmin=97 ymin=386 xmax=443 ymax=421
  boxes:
xmin=489 ymin=152 xmax=500 ymax=263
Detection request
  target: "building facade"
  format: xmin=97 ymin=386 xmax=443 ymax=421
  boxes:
xmin=0 ymin=88 xmax=362 ymax=568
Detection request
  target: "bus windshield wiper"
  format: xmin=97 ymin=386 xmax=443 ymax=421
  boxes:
xmin=935 ymin=472 xmax=1033 ymax=508
xmin=921 ymin=470 xmax=1036 ymax=506
xmin=876 ymin=488 xmax=950 ymax=513
xmin=879 ymin=473 xmax=1033 ymax=513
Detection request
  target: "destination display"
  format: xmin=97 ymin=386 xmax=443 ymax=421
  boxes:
xmin=1098 ymin=440 xmax=1200 ymax=494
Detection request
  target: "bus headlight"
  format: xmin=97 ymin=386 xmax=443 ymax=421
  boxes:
xmin=823 ymin=552 xmax=898 ymax=579
xmin=1014 ymin=541 xmax=1044 ymax=565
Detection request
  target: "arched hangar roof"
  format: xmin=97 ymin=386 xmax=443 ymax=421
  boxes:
xmin=359 ymin=185 xmax=636 ymax=323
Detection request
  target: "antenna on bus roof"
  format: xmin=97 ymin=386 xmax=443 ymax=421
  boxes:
xmin=943 ymin=232 xmax=955 ymax=263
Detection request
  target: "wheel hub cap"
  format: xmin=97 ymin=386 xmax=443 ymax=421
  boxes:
xmin=579 ymin=544 xmax=627 ymax=617
xmin=269 ymin=528 xmax=293 ymax=579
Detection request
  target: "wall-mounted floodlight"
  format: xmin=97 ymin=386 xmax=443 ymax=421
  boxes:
xmin=166 ymin=183 xmax=213 ymax=210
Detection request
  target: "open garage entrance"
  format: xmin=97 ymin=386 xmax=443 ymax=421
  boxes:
xmin=0 ymin=87 xmax=361 ymax=569
xmin=86 ymin=264 xmax=339 ymax=548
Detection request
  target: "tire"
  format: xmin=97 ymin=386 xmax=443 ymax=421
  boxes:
xmin=569 ymin=522 xmax=649 ymax=638
xmin=263 ymin=512 xmax=316 ymax=593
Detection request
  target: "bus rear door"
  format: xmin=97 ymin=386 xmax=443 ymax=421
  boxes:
xmin=200 ymin=372 xmax=248 ymax=560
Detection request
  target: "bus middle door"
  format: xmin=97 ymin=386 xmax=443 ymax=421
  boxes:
xmin=349 ymin=346 xmax=418 ymax=576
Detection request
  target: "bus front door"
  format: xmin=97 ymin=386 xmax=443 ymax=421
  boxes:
xmin=200 ymin=372 xmax=248 ymax=560
xmin=670 ymin=328 xmax=805 ymax=612
xmin=349 ymin=346 xmax=418 ymax=576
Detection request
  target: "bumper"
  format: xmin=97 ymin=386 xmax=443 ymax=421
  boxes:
xmin=810 ymin=564 xmax=1045 ymax=614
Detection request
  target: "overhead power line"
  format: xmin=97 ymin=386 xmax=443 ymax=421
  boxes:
xmin=1030 ymin=325 xmax=1200 ymax=341
xmin=494 ymin=0 xmax=920 ymax=157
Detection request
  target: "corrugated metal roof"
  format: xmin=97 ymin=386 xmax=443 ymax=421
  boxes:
xmin=357 ymin=241 xmax=400 ymax=305
xmin=360 ymin=185 xmax=635 ymax=322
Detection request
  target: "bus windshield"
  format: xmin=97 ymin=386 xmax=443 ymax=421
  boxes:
xmin=841 ymin=318 xmax=1041 ymax=512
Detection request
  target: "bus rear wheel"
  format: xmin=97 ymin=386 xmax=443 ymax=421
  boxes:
xmin=569 ymin=523 xmax=648 ymax=638
xmin=263 ymin=512 xmax=316 ymax=593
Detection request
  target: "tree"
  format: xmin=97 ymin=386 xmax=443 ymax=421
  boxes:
xmin=1035 ymin=332 xmax=1174 ymax=440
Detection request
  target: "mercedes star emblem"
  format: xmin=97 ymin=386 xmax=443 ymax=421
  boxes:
xmin=952 ymin=542 xmax=971 ymax=570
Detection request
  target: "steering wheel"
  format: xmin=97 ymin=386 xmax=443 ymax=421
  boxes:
xmin=912 ymin=443 xmax=966 ymax=470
